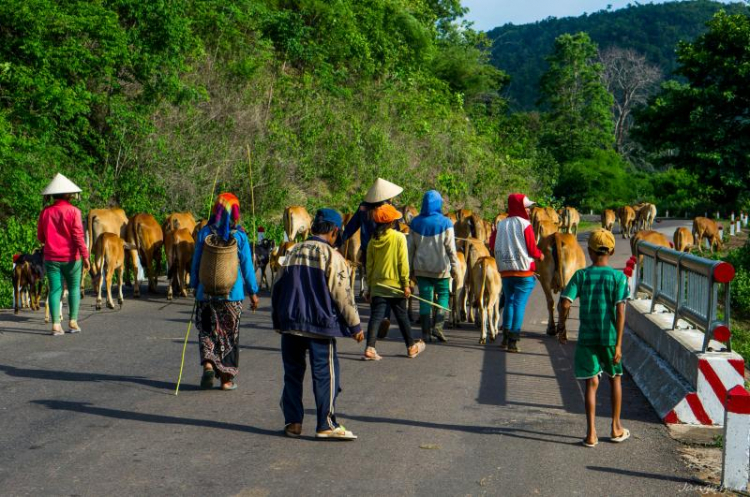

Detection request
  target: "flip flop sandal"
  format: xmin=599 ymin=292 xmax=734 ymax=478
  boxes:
xmin=582 ymin=438 xmax=599 ymax=448
xmin=611 ymin=428 xmax=630 ymax=443
xmin=315 ymin=426 xmax=357 ymax=441
xmin=221 ymin=382 xmax=237 ymax=391
xmin=200 ymin=370 xmax=215 ymax=389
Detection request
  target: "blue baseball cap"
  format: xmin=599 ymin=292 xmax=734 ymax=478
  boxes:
xmin=315 ymin=208 xmax=343 ymax=229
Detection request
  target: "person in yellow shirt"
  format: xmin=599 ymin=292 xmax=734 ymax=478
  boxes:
xmin=363 ymin=204 xmax=425 ymax=360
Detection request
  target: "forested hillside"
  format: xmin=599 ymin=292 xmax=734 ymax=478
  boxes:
xmin=0 ymin=0 xmax=550 ymax=305
xmin=487 ymin=0 xmax=749 ymax=109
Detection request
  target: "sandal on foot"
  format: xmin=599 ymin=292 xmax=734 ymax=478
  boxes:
xmin=582 ymin=438 xmax=599 ymax=448
xmin=68 ymin=320 xmax=81 ymax=334
xmin=51 ymin=326 xmax=64 ymax=337
xmin=200 ymin=370 xmax=215 ymax=389
xmin=407 ymin=340 xmax=426 ymax=358
xmin=611 ymin=428 xmax=630 ymax=443
xmin=221 ymin=381 xmax=237 ymax=391
xmin=315 ymin=425 xmax=357 ymax=440
xmin=362 ymin=347 xmax=382 ymax=361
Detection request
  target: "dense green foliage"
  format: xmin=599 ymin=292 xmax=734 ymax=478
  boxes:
xmin=634 ymin=11 xmax=750 ymax=210
xmin=0 ymin=0 xmax=552 ymax=306
xmin=486 ymin=0 xmax=749 ymax=110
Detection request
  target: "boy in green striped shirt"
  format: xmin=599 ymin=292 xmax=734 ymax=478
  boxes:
xmin=558 ymin=229 xmax=630 ymax=448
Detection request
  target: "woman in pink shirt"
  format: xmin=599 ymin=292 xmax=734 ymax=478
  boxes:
xmin=37 ymin=174 xmax=90 ymax=336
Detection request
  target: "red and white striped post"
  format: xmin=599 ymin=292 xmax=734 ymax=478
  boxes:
xmin=722 ymin=385 xmax=750 ymax=491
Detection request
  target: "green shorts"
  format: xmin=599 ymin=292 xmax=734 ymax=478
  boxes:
xmin=574 ymin=344 xmax=623 ymax=380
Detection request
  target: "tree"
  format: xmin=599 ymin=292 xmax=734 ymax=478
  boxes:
xmin=599 ymin=47 xmax=661 ymax=154
xmin=538 ymin=32 xmax=614 ymax=164
xmin=634 ymin=11 xmax=750 ymax=207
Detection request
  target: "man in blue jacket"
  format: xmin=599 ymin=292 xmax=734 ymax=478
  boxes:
xmin=272 ymin=208 xmax=364 ymax=440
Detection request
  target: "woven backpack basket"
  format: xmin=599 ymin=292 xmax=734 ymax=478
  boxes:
xmin=199 ymin=233 xmax=239 ymax=297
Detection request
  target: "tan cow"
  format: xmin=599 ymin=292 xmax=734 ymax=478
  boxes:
xmin=283 ymin=206 xmax=312 ymax=242
xmin=601 ymin=209 xmax=616 ymax=232
xmin=84 ymin=207 xmax=128 ymax=297
xmin=192 ymin=219 xmax=209 ymax=242
xmin=630 ymin=230 xmax=671 ymax=262
xmin=560 ymin=207 xmax=580 ymax=235
xmin=617 ymin=206 xmax=637 ymax=239
xmin=126 ymin=213 xmax=163 ymax=297
xmin=455 ymin=213 xmax=488 ymax=247
xmin=693 ymin=217 xmax=723 ymax=253
xmin=674 ymin=227 xmax=694 ymax=253
xmin=90 ymin=233 xmax=129 ymax=310
xmin=163 ymin=212 xmax=197 ymax=236
xmin=463 ymin=238 xmax=491 ymax=324
xmin=531 ymin=207 xmax=560 ymax=235
xmin=451 ymin=251 xmax=467 ymax=328
xmin=494 ymin=212 xmax=508 ymax=225
xmin=471 ymin=256 xmax=502 ymax=344
xmin=537 ymin=233 xmax=586 ymax=338
xmin=535 ymin=219 xmax=559 ymax=242
xmin=340 ymin=213 xmax=363 ymax=295
xmin=637 ymin=203 xmax=657 ymax=231
xmin=270 ymin=241 xmax=297 ymax=285
xmin=455 ymin=209 xmax=473 ymax=222
xmin=165 ymin=228 xmax=195 ymax=300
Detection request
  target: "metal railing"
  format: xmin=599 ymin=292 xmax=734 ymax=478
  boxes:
xmin=635 ymin=241 xmax=735 ymax=352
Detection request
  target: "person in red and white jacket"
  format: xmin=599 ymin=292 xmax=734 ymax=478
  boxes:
xmin=493 ymin=193 xmax=544 ymax=353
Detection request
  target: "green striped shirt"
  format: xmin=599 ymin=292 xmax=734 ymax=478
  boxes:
xmin=561 ymin=266 xmax=629 ymax=346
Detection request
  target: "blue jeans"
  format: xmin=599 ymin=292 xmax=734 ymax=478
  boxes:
xmin=281 ymin=333 xmax=341 ymax=432
xmin=501 ymin=276 xmax=536 ymax=338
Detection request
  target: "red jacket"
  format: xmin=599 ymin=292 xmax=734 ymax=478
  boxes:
xmin=494 ymin=194 xmax=542 ymax=277
xmin=37 ymin=200 xmax=89 ymax=262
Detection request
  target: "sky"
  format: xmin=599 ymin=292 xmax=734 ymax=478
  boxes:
xmin=461 ymin=0 xmax=737 ymax=31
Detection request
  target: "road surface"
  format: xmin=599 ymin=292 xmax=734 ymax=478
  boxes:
xmin=0 ymin=220 xmax=699 ymax=496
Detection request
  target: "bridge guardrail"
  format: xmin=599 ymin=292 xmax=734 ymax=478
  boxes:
xmin=635 ymin=241 xmax=736 ymax=352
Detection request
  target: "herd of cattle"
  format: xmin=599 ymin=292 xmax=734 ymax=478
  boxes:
xmin=11 ymin=202 xmax=731 ymax=343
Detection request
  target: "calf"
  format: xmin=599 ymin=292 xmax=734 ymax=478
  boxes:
xmin=617 ymin=206 xmax=636 ymax=239
xmin=165 ymin=228 xmax=195 ymax=300
xmin=13 ymin=250 xmax=45 ymax=314
xmin=254 ymin=238 xmax=276 ymax=291
xmin=126 ymin=213 xmax=164 ymax=297
xmin=463 ymin=237 xmax=490 ymax=324
xmin=85 ymin=207 xmax=128 ymax=296
xmin=537 ymin=233 xmax=586 ymax=339
xmin=637 ymin=203 xmax=657 ymax=231
xmin=601 ymin=209 xmax=616 ymax=232
xmin=560 ymin=207 xmax=580 ymax=235
xmin=451 ymin=251 xmax=467 ymax=328
xmin=674 ymin=227 xmax=694 ymax=253
xmin=470 ymin=256 xmax=502 ymax=344
xmin=90 ymin=233 xmax=129 ymax=310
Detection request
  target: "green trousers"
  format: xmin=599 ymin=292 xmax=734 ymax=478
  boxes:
xmin=46 ymin=260 xmax=82 ymax=324
xmin=416 ymin=276 xmax=450 ymax=316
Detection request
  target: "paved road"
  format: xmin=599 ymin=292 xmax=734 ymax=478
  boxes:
xmin=0 ymin=220 xmax=698 ymax=496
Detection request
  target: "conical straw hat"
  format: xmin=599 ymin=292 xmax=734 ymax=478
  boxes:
xmin=364 ymin=178 xmax=403 ymax=203
xmin=41 ymin=173 xmax=82 ymax=195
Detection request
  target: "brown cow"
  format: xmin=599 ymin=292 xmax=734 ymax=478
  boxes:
xmin=560 ymin=207 xmax=580 ymax=235
xmin=451 ymin=251 xmax=467 ymax=328
xmin=400 ymin=205 xmax=419 ymax=225
xmin=163 ymin=212 xmax=197 ymax=236
xmin=90 ymin=233 xmax=128 ymax=310
xmin=463 ymin=238 xmax=491 ymax=324
xmin=13 ymin=250 xmax=44 ymax=314
xmin=535 ymin=219 xmax=559 ymax=243
xmin=601 ymin=209 xmax=616 ymax=232
xmin=455 ymin=209 xmax=473 ymax=222
xmin=455 ymin=214 xmax=488 ymax=247
xmin=537 ymin=233 xmax=586 ymax=337
xmin=192 ymin=219 xmax=209 ymax=242
xmin=84 ymin=207 xmax=128 ymax=297
xmin=165 ymin=228 xmax=195 ymax=300
xmin=446 ymin=212 xmax=457 ymax=224
xmin=126 ymin=214 xmax=164 ymax=297
xmin=531 ymin=207 xmax=560 ymax=236
xmin=617 ymin=206 xmax=636 ymax=239
xmin=630 ymin=230 xmax=671 ymax=262
xmin=674 ymin=227 xmax=694 ymax=253
xmin=470 ymin=256 xmax=502 ymax=344
xmin=693 ymin=217 xmax=723 ymax=253
xmin=283 ymin=206 xmax=312 ymax=242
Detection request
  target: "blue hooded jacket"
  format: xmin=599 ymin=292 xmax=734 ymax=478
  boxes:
xmin=408 ymin=191 xmax=459 ymax=279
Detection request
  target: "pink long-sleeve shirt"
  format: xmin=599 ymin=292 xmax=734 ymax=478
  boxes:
xmin=37 ymin=200 xmax=89 ymax=262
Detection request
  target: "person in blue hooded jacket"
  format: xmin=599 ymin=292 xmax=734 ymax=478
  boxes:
xmin=408 ymin=190 xmax=460 ymax=342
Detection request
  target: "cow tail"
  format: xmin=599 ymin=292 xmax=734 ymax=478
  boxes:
xmin=136 ymin=223 xmax=146 ymax=268
xmin=87 ymin=213 xmax=96 ymax=256
xmin=283 ymin=209 xmax=292 ymax=240
xmin=167 ymin=239 xmax=177 ymax=281
xmin=478 ymin=259 xmax=488 ymax=309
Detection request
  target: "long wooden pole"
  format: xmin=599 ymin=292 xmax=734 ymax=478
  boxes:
xmin=174 ymin=301 xmax=197 ymax=395
xmin=374 ymin=283 xmax=451 ymax=312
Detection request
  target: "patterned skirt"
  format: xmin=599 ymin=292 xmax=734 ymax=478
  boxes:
xmin=196 ymin=300 xmax=243 ymax=379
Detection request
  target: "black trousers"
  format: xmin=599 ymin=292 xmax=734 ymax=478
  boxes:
xmin=366 ymin=296 xmax=414 ymax=348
